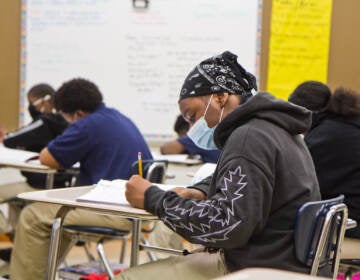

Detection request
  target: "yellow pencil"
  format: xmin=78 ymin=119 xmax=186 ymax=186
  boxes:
xmin=138 ymin=152 xmax=143 ymax=178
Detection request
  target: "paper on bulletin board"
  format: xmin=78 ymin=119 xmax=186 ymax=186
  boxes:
xmin=267 ymin=0 xmax=333 ymax=99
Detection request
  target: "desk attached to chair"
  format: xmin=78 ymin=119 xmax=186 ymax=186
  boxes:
xmin=17 ymin=186 xmax=158 ymax=280
xmin=0 ymin=145 xmax=57 ymax=188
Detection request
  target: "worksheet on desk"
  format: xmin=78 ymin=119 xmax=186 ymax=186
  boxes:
xmin=76 ymin=179 xmax=180 ymax=206
xmin=0 ymin=145 xmax=38 ymax=164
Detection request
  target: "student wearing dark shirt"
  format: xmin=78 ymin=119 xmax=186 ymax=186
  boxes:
xmin=1 ymin=83 xmax=73 ymax=188
xmin=289 ymin=81 xmax=360 ymax=238
xmin=160 ymin=115 xmax=221 ymax=163
xmin=118 ymin=51 xmax=320 ymax=279
xmin=9 ymin=78 xmax=153 ymax=280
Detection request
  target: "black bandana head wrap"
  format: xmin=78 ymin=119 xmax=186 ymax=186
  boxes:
xmin=179 ymin=51 xmax=257 ymax=102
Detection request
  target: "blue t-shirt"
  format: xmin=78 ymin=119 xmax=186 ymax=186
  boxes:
xmin=48 ymin=103 xmax=152 ymax=185
xmin=177 ymin=136 xmax=220 ymax=163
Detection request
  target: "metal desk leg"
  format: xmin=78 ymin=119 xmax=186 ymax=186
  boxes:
xmin=46 ymin=173 xmax=55 ymax=189
xmin=130 ymin=219 xmax=142 ymax=267
xmin=46 ymin=206 xmax=73 ymax=280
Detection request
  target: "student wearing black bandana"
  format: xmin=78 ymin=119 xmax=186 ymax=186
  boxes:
xmin=120 ymin=51 xmax=322 ymax=279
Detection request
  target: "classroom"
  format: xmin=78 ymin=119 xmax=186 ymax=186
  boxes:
xmin=0 ymin=0 xmax=360 ymax=279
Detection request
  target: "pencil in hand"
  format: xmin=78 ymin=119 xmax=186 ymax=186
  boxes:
xmin=138 ymin=152 xmax=143 ymax=178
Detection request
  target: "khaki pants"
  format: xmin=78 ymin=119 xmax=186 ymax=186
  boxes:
xmin=116 ymin=252 xmax=227 ymax=280
xmin=0 ymin=181 xmax=38 ymax=233
xmin=147 ymin=221 xmax=184 ymax=259
xmin=9 ymin=202 xmax=143 ymax=280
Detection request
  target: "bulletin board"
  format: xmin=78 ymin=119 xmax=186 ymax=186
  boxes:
xmin=259 ymin=0 xmax=360 ymax=96
xmin=21 ymin=0 xmax=261 ymax=140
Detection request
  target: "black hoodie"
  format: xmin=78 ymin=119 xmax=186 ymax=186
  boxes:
xmin=305 ymin=112 xmax=360 ymax=237
xmin=145 ymin=92 xmax=320 ymax=273
xmin=3 ymin=113 xmax=74 ymax=188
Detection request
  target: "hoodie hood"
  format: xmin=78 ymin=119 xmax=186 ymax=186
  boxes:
xmin=214 ymin=92 xmax=312 ymax=148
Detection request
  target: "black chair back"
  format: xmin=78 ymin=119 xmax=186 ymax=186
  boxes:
xmin=131 ymin=160 xmax=168 ymax=183
xmin=294 ymin=195 xmax=348 ymax=278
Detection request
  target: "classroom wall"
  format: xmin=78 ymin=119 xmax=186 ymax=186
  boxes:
xmin=0 ymin=0 xmax=21 ymax=131
xmin=1 ymin=0 xmax=360 ymax=130
xmin=327 ymin=0 xmax=360 ymax=91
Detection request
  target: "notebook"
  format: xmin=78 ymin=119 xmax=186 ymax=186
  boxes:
xmin=76 ymin=179 xmax=179 ymax=206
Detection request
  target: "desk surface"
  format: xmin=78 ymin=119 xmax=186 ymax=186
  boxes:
xmin=152 ymin=152 xmax=203 ymax=165
xmin=17 ymin=186 xmax=155 ymax=218
xmin=0 ymin=161 xmax=56 ymax=173
xmin=0 ymin=145 xmax=56 ymax=173
xmin=215 ymin=268 xmax=329 ymax=280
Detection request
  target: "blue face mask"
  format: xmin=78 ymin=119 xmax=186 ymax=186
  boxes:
xmin=187 ymin=95 xmax=224 ymax=150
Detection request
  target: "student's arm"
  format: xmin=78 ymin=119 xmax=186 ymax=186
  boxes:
xmin=3 ymin=118 xmax=53 ymax=150
xmin=160 ymin=140 xmax=186 ymax=154
xmin=39 ymin=147 xmax=62 ymax=169
xmin=171 ymin=187 xmax=206 ymax=200
xmin=143 ymin=157 xmax=273 ymax=248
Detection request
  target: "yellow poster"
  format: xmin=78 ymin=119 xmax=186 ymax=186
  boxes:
xmin=267 ymin=0 xmax=333 ymax=99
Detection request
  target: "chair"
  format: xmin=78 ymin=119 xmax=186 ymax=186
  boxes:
xmin=338 ymin=238 xmax=360 ymax=280
xmin=294 ymin=195 xmax=348 ymax=279
xmin=60 ymin=160 xmax=168 ymax=279
xmin=130 ymin=159 xmax=168 ymax=183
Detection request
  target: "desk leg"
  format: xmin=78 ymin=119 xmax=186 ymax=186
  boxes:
xmin=46 ymin=206 xmax=73 ymax=280
xmin=46 ymin=173 xmax=55 ymax=189
xmin=130 ymin=219 xmax=142 ymax=267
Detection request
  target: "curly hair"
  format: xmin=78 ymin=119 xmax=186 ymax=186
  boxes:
xmin=288 ymin=81 xmax=331 ymax=112
xmin=329 ymin=87 xmax=360 ymax=117
xmin=174 ymin=114 xmax=189 ymax=136
xmin=54 ymin=78 xmax=103 ymax=113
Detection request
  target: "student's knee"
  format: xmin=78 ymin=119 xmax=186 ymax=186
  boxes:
xmin=17 ymin=202 xmax=56 ymax=233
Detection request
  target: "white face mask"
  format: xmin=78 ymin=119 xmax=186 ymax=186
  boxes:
xmin=187 ymin=94 xmax=224 ymax=150
xmin=32 ymin=94 xmax=51 ymax=113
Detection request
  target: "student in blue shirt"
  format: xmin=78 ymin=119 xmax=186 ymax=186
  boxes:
xmin=160 ymin=115 xmax=221 ymax=163
xmin=9 ymin=78 xmax=153 ymax=280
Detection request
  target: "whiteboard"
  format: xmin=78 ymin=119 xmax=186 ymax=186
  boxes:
xmin=21 ymin=0 xmax=261 ymax=140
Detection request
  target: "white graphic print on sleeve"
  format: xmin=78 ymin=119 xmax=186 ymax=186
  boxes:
xmin=162 ymin=166 xmax=247 ymax=243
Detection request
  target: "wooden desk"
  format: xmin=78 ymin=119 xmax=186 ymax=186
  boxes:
xmin=215 ymin=268 xmax=329 ymax=280
xmin=18 ymin=186 xmax=157 ymax=280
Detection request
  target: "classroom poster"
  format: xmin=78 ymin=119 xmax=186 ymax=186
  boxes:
xmin=267 ymin=0 xmax=333 ymax=99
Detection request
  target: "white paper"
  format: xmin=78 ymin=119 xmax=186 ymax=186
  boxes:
xmin=77 ymin=179 xmax=180 ymax=206
xmin=152 ymin=152 xmax=202 ymax=165
xmin=191 ymin=163 xmax=217 ymax=185
xmin=0 ymin=145 xmax=38 ymax=164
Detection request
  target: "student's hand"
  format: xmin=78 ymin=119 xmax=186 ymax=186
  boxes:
xmin=171 ymin=187 xmax=206 ymax=200
xmin=125 ymin=175 xmax=152 ymax=209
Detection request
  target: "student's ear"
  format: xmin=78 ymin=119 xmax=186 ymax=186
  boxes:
xmin=215 ymin=93 xmax=230 ymax=108
xmin=75 ymin=110 xmax=88 ymax=119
